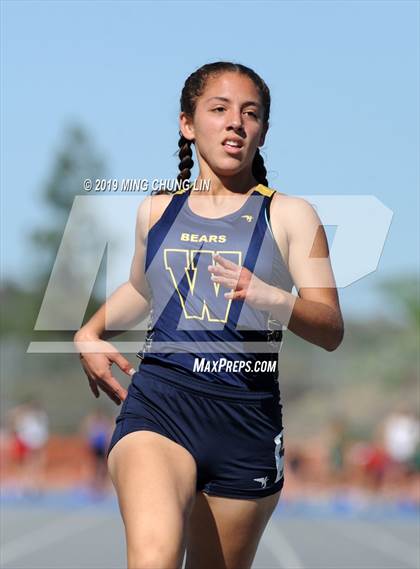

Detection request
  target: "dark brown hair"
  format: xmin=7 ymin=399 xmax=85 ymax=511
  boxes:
xmin=177 ymin=61 xmax=270 ymax=187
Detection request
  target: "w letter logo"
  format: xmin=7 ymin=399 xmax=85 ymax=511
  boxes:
xmin=163 ymin=248 xmax=242 ymax=323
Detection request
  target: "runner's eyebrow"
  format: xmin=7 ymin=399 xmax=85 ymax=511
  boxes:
xmin=205 ymin=96 xmax=260 ymax=107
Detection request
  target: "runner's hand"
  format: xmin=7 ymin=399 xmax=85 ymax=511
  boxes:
xmin=75 ymin=336 xmax=134 ymax=405
xmin=208 ymin=253 xmax=279 ymax=311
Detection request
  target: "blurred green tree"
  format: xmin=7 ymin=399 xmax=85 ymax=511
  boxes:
xmin=29 ymin=124 xmax=106 ymax=295
xmin=1 ymin=124 xmax=108 ymax=339
xmin=378 ymin=275 xmax=420 ymax=330
xmin=1 ymin=124 xmax=113 ymax=426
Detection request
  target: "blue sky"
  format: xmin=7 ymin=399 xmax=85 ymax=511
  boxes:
xmin=1 ymin=0 xmax=418 ymax=320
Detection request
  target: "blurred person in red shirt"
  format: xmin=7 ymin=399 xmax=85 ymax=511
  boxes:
xmin=7 ymin=399 xmax=49 ymax=494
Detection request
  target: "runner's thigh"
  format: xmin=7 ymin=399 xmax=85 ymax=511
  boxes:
xmin=185 ymin=490 xmax=281 ymax=569
xmin=108 ymin=430 xmax=197 ymax=568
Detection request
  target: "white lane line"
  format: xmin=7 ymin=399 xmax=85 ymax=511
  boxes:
xmin=1 ymin=510 xmax=105 ymax=565
xmin=335 ymin=520 xmax=419 ymax=568
xmin=261 ymin=519 xmax=305 ymax=569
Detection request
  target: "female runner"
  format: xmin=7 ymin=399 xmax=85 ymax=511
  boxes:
xmin=74 ymin=61 xmax=344 ymax=569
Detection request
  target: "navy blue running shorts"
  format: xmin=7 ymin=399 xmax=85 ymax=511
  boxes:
xmin=107 ymin=361 xmax=285 ymax=499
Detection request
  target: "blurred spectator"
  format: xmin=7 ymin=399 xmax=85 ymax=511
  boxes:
xmin=407 ymin=439 xmax=420 ymax=475
xmin=382 ymin=404 xmax=420 ymax=474
xmin=328 ymin=416 xmax=352 ymax=484
xmin=81 ymin=409 xmax=113 ymax=494
xmin=287 ymin=445 xmax=306 ymax=479
xmin=7 ymin=399 xmax=49 ymax=494
xmin=362 ymin=442 xmax=392 ymax=491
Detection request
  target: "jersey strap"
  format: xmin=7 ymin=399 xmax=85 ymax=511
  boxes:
xmin=145 ymin=189 xmax=189 ymax=271
xmin=223 ymin=190 xmax=272 ymax=330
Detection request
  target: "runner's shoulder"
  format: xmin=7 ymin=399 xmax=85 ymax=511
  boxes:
xmin=269 ymin=189 xmax=321 ymax=233
xmin=136 ymin=187 xmax=187 ymax=235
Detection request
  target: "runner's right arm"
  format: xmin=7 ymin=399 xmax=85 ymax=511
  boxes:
xmin=73 ymin=197 xmax=154 ymax=404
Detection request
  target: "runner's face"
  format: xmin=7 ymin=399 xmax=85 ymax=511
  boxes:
xmin=181 ymin=73 xmax=267 ymax=177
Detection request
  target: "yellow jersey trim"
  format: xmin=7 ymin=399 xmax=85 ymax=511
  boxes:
xmin=176 ymin=182 xmax=276 ymax=197
xmin=173 ymin=187 xmax=190 ymax=195
xmin=254 ymin=184 xmax=276 ymax=197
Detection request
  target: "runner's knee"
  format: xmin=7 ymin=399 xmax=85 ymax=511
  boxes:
xmin=127 ymin=541 xmax=182 ymax=569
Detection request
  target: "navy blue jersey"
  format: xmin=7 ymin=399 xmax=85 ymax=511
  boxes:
xmin=136 ymin=184 xmax=294 ymax=390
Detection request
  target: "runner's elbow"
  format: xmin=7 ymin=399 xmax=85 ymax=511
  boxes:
xmin=323 ymin=322 xmax=344 ymax=352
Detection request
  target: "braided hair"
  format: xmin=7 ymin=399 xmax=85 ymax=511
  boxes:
xmin=177 ymin=134 xmax=194 ymax=185
xmin=177 ymin=61 xmax=271 ymax=187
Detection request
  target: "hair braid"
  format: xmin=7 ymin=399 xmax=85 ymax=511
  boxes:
xmin=252 ymin=148 xmax=269 ymax=186
xmin=177 ymin=133 xmax=194 ymax=185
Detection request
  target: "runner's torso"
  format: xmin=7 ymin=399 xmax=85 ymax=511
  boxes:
xmin=137 ymin=184 xmax=294 ymax=390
